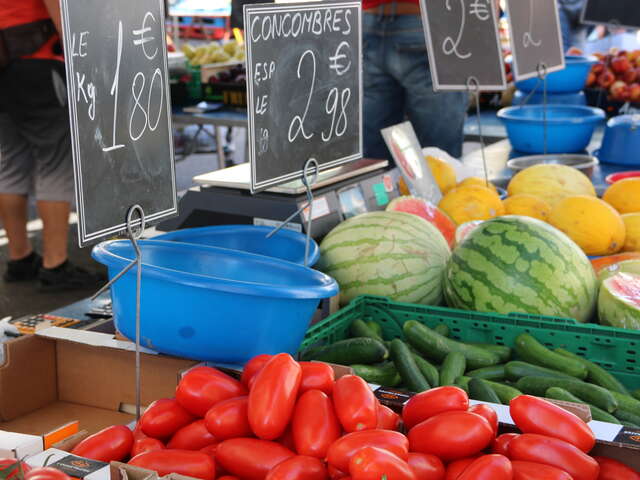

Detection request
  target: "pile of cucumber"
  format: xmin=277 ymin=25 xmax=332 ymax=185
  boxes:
xmin=300 ymin=319 xmax=640 ymax=427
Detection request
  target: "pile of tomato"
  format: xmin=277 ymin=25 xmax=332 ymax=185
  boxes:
xmin=7 ymin=353 xmax=638 ymax=480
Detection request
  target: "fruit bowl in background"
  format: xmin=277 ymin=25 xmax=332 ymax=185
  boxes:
xmin=514 ymin=56 xmax=597 ymax=94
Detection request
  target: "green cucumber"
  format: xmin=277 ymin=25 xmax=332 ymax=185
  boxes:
xmin=633 ymin=389 xmax=640 ymax=401
xmin=484 ymin=380 xmax=523 ymax=404
xmin=367 ymin=321 xmax=384 ymax=340
xmin=390 ymin=339 xmax=430 ymax=392
xmin=515 ymin=376 xmax=618 ymax=413
xmin=351 ymin=319 xmax=384 ymax=342
xmin=301 ymin=337 xmax=388 ymax=364
xmin=554 ymin=348 xmax=629 ymax=395
xmin=403 ymin=320 xmax=500 ymax=369
xmin=434 ymin=323 xmax=450 ymax=337
xmin=514 ymin=334 xmax=587 ymax=379
xmin=453 ymin=382 xmax=469 ymax=393
xmin=467 ymin=365 xmax=506 ymax=381
xmin=614 ymin=409 xmax=640 ymax=427
xmin=469 ymin=343 xmax=513 ymax=363
xmin=351 ymin=363 xmax=401 ymax=386
xmin=456 ymin=375 xmax=471 ymax=389
xmin=505 ymin=361 xmax=575 ymax=382
xmin=440 ymin=352 xmax=466 ymax=386
xmin=544 ymin=387 xmax=621 ymax=424
xmin=469 ymin=378 xmax=501 ymax=403
xmin=610 ymin=391 xmax=640 ymax=418
xmin=412 ymin=354 xmax=440 ymax=387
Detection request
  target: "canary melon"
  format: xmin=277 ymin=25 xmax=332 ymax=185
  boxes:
xmin=603 ymin=178 xmax=640 ymax=214
xmin=457 ymin=177 xmax=499 ymax=194
xmin=503 ymin=194 xmax=552 ymax=222
xmin=439 ymin=185 xmax=505 ymax=225
xmin=622 ymin=213 xmax=640 ymax=252
xmin=426 ymin=156 xmax=457 ymax=194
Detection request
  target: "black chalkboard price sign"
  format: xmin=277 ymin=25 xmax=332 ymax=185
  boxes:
xmin=244 ymin=1 xmax=362 ymax=193
xmin=506 ymin=0 xmax=565 ymax=81
xmin=419 ymin=0 xmax=506 ymax=91
xmin=61 ymin=0 xmax=177 ymax=247
xmin=581 ymin=0 xmax=640 ymax=30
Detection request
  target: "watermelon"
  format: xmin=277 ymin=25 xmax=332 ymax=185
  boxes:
xmin=444 ymin=215 xmax=597 ymax=322
xmin=319 ymin=211 xmax=451 ymax=306
xmin=597 ymin=259 xmax=640 ymax=284
xmin=591 ymin=252 xmax=640 ymax=273
xmin=598 ymin=272 xmax=640 ymax=330
xmin=386 ymin=196 xmax=456 ymax=247
xmin=455 ymin=220 xmax=484 ymax=246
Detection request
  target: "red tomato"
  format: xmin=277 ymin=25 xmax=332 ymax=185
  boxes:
xmin=328 ymin=465 xmax=348 ymax=480
xmin=403 ymin=387 xmax=469 ymax=430
xmin=265 ymin=455 xmax=328 ymax=480
xmin=492 ymin=434 xmax=519 ymax=457
xmin=349 ymin=447 xmax=415 ymax=480
xmin=293 ymin=390 xmax=341 ymax=459
xmin=508 ymin=434 xmax=599 ymax=480
xmin=177 ymin=366 xmax=247 ymax=417
xmin=205 ymin=396 xmax=252 ymax=440
xmin=129 ymin=449 xmax=215 ymax=480
xmin=511 ymin=461 xmax=574 ymax=480
xmin=458 ymin=455 xmax=513 ymax=480
xmin=326 ymin=429 xmax=409 ymax=472
xmin=216 ymin=438 xmax=295 ymax=480
xmin=278 ymin=425 xmax=297 ymax=452
xmin=140 ymin=398 xmax=195 ymax=439
xmin=200 ymin=443 xmax=218 ymax=459
xmin=167 ymin=419 xmax=217 ymax=450
xmin=242 ymin=354 xmax=273 ymax=389
xmin=0 ymin=459 xmax=31 ymax=480
xmin=25 ymin=468 xmax=71 ymax=480
xmin=408 ymin=411 xmax=494 ymax=462
xmin=594 ymin=456 xmax=640 ymax=480
xmin=71 ymin=425 xmax=134 ymax=462
xmin=333 ymin=375 xmax=378 ymax=433
xmin=407 ymin=453 xmax=445 ymax=480
xmin=218 ymin=477 xmax=240 ymax=480
xmin=249 ymin=354 xmax=302 ymax=440
xmin=299 ymin=362 xmax=335 ymax=395
xmin=377 ymin=404 xmax=401 ymax=431
xmin=445 ymin=457 xmax=479 ymax=480
xmin=469 ymin=404 xmax=498 ymax=435
xmin=510 ymin=396 xmax=595 ymax=453
xmin=131 ymin=437 xmax=164 ymax=457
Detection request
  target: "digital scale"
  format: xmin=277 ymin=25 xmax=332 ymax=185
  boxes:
xmin=158 ymin=159 xmax=402 ymax=239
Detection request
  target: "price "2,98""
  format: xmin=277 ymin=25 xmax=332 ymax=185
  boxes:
xmin=287 ymin=49 xmax=351 ymax=144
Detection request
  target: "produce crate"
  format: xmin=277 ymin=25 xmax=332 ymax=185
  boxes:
xmin=300 ymin=295 xmax=640 ymax=390
xmin=202 ymin=82 xmax=246 ymax=107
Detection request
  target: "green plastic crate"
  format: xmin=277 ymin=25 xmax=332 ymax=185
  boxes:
xmin=300 ymin=295 xmax=640 ymax=391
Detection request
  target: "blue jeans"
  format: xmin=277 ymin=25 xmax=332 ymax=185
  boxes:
xmin=363 ymin=13 xmax=467 ymax=159
xmin=558 ymin=0 xmax=587 ymax=51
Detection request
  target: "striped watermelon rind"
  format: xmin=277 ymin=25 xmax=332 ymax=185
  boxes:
xmin=598 ymin=272 xmax=640 ymax=330
xmin=444 ymin=215 xmax=597 ymax=322
xmin=319 ymin=211 xmax=451 ymax=306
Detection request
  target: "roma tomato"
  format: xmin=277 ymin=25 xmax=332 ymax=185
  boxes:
xmin=177 ymin=366 xmax=247 ymax=417
xmin=377 ymin=404 xmax=401 ymax=431
xmin=492 ymin=434 xmax=519 ymax=457
xmin=511 ymin=461 xmax=574 ymax=480
xmin=218 ymin=477 xmax=240 ymax=480
xmin=200 ymin=443 xmax=218 ymax=460
xmin=349 ymin=447 xmax=415 ymax=480
xmin=299 ymin=362 xmax=335 ymax=395
xmin=129 ymin=449 xmax=215 ymax=480
xmin=408 ymin=411 xmax=494 ymax=462
xmin=242 ymin=354 xmax=273 ymax=389
xmin=458 ymin=455 xmax=513 ymax=480
xmin=131 ymin=437 xmax=164 ymax=457
xmin=265 ymin=455 xmax=328 ymax=480
xmin=167 ymin=419 xmax=217 ymax=450
xmin=407 ymin=453 xmax=445 ymax=480
xmin=205 ymin=396 xmax=252 ymax=440
xmin=328 ymin=465 xmax=348 ymax=480
xmin=326 ymin=429 xmax=409 ymax=472
xmin=510 ymin=395 xmax=595 ymax=453
xmin=216 ymin=438 xmax=295 ymax=480
xmin=594 ymin=456 xmax=640 ymax=480
xmin=469 ymin=404 xmax=498 ymax=435
xmin=25 ymin=468 xmax=70 ymax=480
xmin=140 ymin=398 xmax=194 ymax=439
xmin=278 ymin=425 xmax=297 ymax=452
xmin=403 ymin=387 xmax=469 ymax=430
xmin=249 ymin=353 xmax=302 ymax=440
xmin=445 ymin=457 xmax=479 ymax=480
xmin=293 ymin=390 xmax=341 ymax=458
xmin=333 ymin=375 xmax=377 ymax=433
xmin=71 ymin=425 xmax=134 ymax=462
xmin=0 ymin=459 xmax=31 ymax=480
xmin=508 ymin=434 xmax=599 ymax=480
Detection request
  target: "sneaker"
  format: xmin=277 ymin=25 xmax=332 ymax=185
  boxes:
xmin=3 ymin=252 xmax=42 ymax=282
xmin=38 ymin=260 xmax=106 ymax=292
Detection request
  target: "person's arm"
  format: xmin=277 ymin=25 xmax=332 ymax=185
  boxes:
xmin=42 ymin=0 xmax=63 ymax=35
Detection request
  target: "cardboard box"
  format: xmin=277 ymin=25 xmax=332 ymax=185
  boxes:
xmin=111 ymin=462 xmax=198 ymax=480
xmin=27 ymin=449 xmax=109 ymax=480
xmin=0 ymin=430 xmax=43 ymax=459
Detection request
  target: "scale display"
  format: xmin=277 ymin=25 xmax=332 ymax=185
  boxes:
xmin=581 ymin=0 xmax=640 ymax=29
xmin=338 ymin=185 xmax=367 ymax=219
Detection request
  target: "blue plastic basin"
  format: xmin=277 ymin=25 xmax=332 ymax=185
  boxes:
xmin=595 ymin=115 xmax=640 ymax=166
xmin=92 ymin=240 xmax=338 ymax=363
xmin=515 ymin=56 xmax=597 ymax=94
xmin=513 ymin=90 xmax=587 ymax=106
xmin=498 ymin=105 xmax=605 ymax=154
xmin=154 ymin=225 xmax=320 ymax=266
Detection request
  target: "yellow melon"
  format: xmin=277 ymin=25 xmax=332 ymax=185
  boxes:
xmin=438 ymin=185 xmax=505 ymax=225
xmin=426 ymin=155 xmax=457 ymax=194
xmin=622 ymin=213 xmax=640 ymax=252
xmin=603 ymin=178 xmax=640 ymax=214
xmin=503 ymin=194 xmax=552 ymax=222
xmin=549 ymin=195 xmax=626 ymax=256
xmin=457 ymin=176 xmax=498 ymax=194
xmin=507 ymin=164 xmax=596 ymax=207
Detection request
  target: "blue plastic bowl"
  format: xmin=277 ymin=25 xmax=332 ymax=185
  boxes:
xmin=513 ymin=90 xmax=587 ymax=106
xmin=154 ymin=225 xmax=320 ymax=266
xmin=498 ymin=105 xmax=605 ymax=154
xmin=515 ymin=56 xmax=597 ymax=94
xmin=594 ymin=115 xmax=640 ymax=166
xmin=92 ymin=239 xmax=338 ymax=363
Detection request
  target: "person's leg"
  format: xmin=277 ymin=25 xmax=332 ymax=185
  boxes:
xmin=36 ymin=200 xmax=69 ymax=269
xmin=0 ymin=194 xmax=30 ymax=260
xmin=558 ymin=7 xmax=572 ymax=52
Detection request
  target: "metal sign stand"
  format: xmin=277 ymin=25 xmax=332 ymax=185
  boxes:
xmin=466 ymin=76 xmax=491 ymax=188
xmin=519 ymin=62 xmax=550 ymax=155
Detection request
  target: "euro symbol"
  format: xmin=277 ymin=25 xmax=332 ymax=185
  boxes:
xmin=329 ymin=41 xmax=352 ymax=76
xmin=133 ymin=11 xmax=158 ymax=60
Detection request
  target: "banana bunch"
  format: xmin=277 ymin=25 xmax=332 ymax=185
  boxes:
xmin=181 ymin=40 xmax=245 ymax=66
